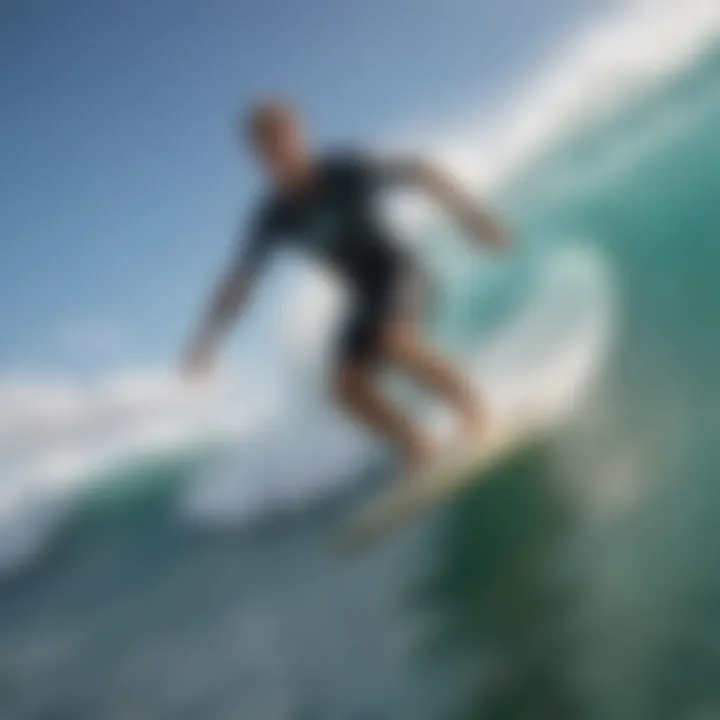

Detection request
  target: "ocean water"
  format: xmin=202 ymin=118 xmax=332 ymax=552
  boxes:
xmin=2 ymin=44 xmax=720 ymax=720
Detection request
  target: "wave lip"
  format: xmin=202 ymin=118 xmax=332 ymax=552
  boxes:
xmin=385 ymin=0 xmax=720 ymax=201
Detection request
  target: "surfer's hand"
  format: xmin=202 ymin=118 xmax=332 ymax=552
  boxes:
xmin=412 ymin=159 xmax=511 ymax=250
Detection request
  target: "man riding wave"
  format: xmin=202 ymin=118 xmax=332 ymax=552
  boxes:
xmin=183 ymin=101 xmax=510 ymax=474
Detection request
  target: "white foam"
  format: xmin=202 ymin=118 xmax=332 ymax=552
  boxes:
xmin=0 ymin=370 xmax=277 ymax=574
xmin=475 ymin=242 xmax=616 ymax=424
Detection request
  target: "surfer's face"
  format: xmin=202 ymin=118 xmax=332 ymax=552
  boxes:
xmin=248 ymin=105 xmax=310 ymax=183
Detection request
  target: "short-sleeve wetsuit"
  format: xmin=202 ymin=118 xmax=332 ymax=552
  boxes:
xmin=238 ymin=151 xmax=429 ymax=365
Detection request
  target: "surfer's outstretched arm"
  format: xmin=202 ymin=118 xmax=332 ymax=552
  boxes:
xmin=182 ymin=206 xmax=276 ymax=376
xmin=182 ymin=263 xmax=256 ymax=376
xmin=391 ymin=158 xmax=510 ymax=248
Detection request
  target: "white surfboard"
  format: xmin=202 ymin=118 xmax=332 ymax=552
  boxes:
xmin=340 ymin=413 xmax=549 ymax=552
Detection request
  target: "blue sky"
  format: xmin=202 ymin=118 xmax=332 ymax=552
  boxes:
xmin=0 ymin=0 xmax=605 ymax=376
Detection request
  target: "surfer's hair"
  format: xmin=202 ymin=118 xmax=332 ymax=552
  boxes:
xmin=243 ymin=99 xmax=298 ymax=145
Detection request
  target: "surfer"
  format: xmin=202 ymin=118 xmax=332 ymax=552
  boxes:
xmin=182 ymin=100 xmax=510 ymax=474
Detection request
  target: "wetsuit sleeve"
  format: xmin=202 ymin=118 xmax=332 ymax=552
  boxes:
xmin=341 ymin=151 xmax=424 ymax=190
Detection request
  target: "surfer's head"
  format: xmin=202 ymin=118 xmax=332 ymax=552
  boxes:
xmin=243 ymin=99 xmax=311 ymax=188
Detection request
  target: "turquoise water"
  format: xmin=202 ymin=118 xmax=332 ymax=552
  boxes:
xmin=2 ymin=48 xmax=720 ymax=719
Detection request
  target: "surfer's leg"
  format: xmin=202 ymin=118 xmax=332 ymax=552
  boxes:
xmin=333 ymin=363 xmax=434 ymax=472
xmin=333 ymin=289 xmax=437 ymax=472
xmin=381 ymin=322 xmax=485 ymax=436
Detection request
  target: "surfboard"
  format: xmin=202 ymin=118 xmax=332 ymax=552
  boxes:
xmin=339 ymin=413 xmax=549 ymax=553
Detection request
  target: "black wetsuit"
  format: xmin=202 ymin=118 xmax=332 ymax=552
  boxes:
xmin=239 ymin=152 xmax=427 ymax=365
